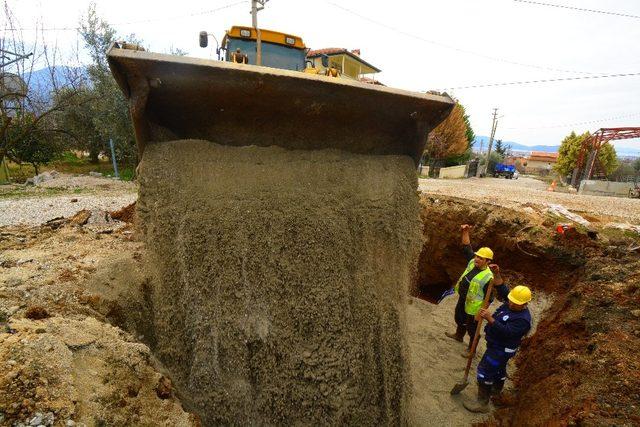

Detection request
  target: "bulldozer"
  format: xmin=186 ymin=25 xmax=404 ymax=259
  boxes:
xmin=106 ymin=7 xmax=454 ymax=162
xmin=106 ymin=3 xmax=455 ymax=424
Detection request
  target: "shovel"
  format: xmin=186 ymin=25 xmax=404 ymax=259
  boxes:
xmin=450 ymin=279 xmax=495 ymax=395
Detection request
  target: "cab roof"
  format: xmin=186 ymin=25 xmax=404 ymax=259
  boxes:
xmin=223 ymin=26 xmax=306 ymax=49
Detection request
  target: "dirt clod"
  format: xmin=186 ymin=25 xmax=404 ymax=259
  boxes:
xmin=110 ymin=202 xmax=136 ymax=223
xmin=156 ymin=375 xmax=173 ymax=399
xmin=24 ymin=305 xmax=49 ymax=320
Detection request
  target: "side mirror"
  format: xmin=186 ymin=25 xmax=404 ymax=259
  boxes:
xmin=321 ymin=54 xmax=329 ymax=67
xmin=199 ymin=31 xmax=208 ymax=48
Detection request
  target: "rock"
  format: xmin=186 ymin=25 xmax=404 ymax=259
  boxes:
xmin=16 ymin=258 xmax=34 ymax=265
xmin=70 ymin=198 xmax=78 ymax=203
xmin=89 ymin=171 xmax=102 ymax=177
xmin=66 ymin=421 xmax=75 ymax=427
xmin=31 ymin=171 xmax=57 ymax=186
xmin=86 ymin=210 xmax=113 ymax=226
xmin=631 ymin=309 xmax=640 ymax=319
xmin=29 ymin=413 xmax=43 ymax=426
xmin=70 ymin=210 xmax=91 ymax=226
xmin=42 ymin=412 xmax=54 ymax=425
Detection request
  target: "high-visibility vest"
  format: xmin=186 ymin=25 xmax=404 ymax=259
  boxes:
xmin=454 ymin=259 xmax=493 ymax=315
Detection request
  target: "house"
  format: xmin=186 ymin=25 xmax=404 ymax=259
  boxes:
xmin=306 ymin=48 xmax=381 ymax=82
xmin=526 ymin=151 xmax=559 ymax=175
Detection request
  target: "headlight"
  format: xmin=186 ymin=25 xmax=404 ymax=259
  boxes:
xmin=285 ymin=37 xmax=295 ymax=45
xmin=240 ymin=29 xmax=251 ymax=37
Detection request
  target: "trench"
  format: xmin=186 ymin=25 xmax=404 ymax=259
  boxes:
xmin=97 ymin=183 xmax=594 ymax=425
xmin=407 ymin=195 xmax=583 ymax=425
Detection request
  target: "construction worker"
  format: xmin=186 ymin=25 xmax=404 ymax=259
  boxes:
xmin=463 ymin=285 xmax=533 ymax=413
xmin=445 ymin=224 xmax=509 ymax=357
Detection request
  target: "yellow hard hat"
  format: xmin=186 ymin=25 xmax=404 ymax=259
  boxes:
xmin=508 ymin=286 xmax=532 ymax=305
xmin=474 ymin=247 xmax=494 ymax=260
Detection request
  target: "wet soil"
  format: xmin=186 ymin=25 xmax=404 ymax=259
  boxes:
xmin=137 ymin=140 xmax=423 ymax=425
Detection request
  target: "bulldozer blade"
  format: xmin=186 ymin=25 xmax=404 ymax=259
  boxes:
xmin=106 ymin=42 xmax=454 ymax=163
xmin=450 ymin=379 xmax=469 ymax=395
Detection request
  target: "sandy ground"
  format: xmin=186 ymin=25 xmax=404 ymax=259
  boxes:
xmin=419 ymin=177 xmax=640 ymax=223
xmin=407 ymin=293 xmax=553 ymax=426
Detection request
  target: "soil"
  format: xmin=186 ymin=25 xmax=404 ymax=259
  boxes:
xmin=0 ymin=222 xmax=197 ymax=426
xmin=136 ymin=140 xmax=423 ymax=425
xmin=415 ymin=194 xmax=640 ymax=426
xmin=2 ymin=171 xmax=640 ymax=426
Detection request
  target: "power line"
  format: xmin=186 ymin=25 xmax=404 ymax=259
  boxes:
xmin=325 ymin=1 xmax=600 ymax=75
xmin=513 ymin=0 xmax=640 ymax=20
xmin=438 ymin=71 xmax=640 ymax=90
xmin=4 ymin=1 xmax=247 ymax=32
xmin=504 ymin=112 xmax=640 ymax=130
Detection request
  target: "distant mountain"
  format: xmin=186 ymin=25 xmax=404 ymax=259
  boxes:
xmin=472 ymin=136 xmax=559 ymax=153
xmin=24 ymin=66 xmax=88 ymax=100
xmin=473 ymin=136 xmax=640 ymax=156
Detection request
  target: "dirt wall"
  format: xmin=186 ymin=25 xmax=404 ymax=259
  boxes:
xmin=137 ymin=140 xmax=423 ymax=425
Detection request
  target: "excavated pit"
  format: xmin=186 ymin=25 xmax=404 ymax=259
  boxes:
xmin=136 ymin=140 xmax=423 ymax=425
xmin=90 ymin=180 xmax=640 ymax=425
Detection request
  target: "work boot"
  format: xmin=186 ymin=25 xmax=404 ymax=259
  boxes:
xmin=445 ymin=325 xmax=465 ymax=342
xmin=463 ymin=384 xmax=491 ymax=413
xmin=490 ymin=380 xmax=509 ymax=407
xmin=491 ymin=380 xmax=505 ymax=397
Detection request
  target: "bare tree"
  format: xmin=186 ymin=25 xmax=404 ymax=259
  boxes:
xmin=1 ymin=1 xmax=87 ymax=174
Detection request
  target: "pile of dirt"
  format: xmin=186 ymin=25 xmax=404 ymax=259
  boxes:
xmin=137 ymin=140 xmax=423 ymax=425
xmin=111 ymin=202 xmax=136 ymax=223
xmin=0 ymin=316 xmax=197 ymax=426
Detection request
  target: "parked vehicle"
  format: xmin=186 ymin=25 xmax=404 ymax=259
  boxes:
xmin=493 ymin=163 xmax=516 ymax=179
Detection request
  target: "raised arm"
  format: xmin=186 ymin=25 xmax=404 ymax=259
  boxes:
xmin=461 ymin=224 xmax=471 ymax=246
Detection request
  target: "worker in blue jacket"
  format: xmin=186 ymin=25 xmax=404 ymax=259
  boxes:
xmin=463 ymin=285 xmax=533 ymax=413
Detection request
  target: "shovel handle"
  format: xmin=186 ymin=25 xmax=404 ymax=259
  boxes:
xmin=462 ymin=279 xmax=495 ymax=382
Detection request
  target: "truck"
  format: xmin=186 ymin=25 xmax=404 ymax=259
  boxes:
xmin=494 ymin=163 xmax=518 ymax=179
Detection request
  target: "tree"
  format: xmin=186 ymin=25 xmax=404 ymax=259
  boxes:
xmin=75 ymin=3 xmax=138 ymax=165
xmin=494 ymin=139 xmax=511 ymax=159
xmin=425 ymin=103 xmax=470 ymax=164
xmin=1 ymin=3 xmax=85 ymax=174
xmin=555 ymin=131 xmax=618 ymax=177
xmin=7 ymin=113 xmax=58 ymax=175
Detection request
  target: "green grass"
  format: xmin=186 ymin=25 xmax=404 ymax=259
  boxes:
xmin=5 ymin=152 xmax=136 ymax=183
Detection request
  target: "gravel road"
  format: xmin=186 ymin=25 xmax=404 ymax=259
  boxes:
xmin=0 ymin=194 xmax=138 ymax=226
xmin=419 ymin=177 xmax=640 ymax=224
xmin=1 ymin=174 xmax=137 ymax=227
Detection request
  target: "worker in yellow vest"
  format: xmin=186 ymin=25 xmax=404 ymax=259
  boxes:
xmin=445 ymin=224 xmax=510 ymax=357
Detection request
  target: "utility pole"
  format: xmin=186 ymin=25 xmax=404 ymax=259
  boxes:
xmin=251 ymin=0 xmax=269 ymax=66
xmin=481 ymin=108 xmax=499 ymax=177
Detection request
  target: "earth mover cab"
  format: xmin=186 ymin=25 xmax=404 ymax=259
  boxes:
xmin=200 ymin=26 xmax=334 ymax=75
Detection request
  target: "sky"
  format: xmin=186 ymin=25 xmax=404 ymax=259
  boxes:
xmin=5 ymin=0 xmax=640 ymax=149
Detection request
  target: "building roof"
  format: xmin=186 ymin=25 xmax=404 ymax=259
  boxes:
xmin=528 ymin=151 xmax=559 ymax=162
xmin=306 ymin=48 xmax=381 ymax=73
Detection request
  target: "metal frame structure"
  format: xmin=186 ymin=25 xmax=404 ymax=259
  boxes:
xmin=571 ymin=127 xmax=640 ymax=187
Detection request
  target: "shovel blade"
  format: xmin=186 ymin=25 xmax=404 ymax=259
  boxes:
xmin=450 ymin=380 xmax=469 ymax=395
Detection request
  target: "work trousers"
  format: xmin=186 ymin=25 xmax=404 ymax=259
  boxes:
xmin=454 ymin=296 xmax=478 ymax=344
xmin=476 ymin=345 xmax=516 ymax=388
